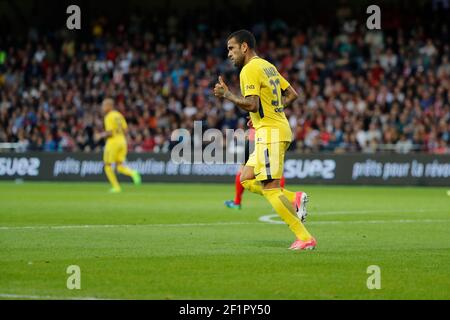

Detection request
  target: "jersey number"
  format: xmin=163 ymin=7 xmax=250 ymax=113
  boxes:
xmin=115 ymin=117 xmax=123 ymax=134
xmin=269 ymin=79 xmax=282 ymax=107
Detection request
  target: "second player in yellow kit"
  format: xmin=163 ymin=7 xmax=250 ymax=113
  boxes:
xmin=104 ymin=109 xmax=128 ymax=164
xmin=214 ymin=30 xmax=317 ymax=250
xmin=101 ymin=98 xmax=141 ymax=193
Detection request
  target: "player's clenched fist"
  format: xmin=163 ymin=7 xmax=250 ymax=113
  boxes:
xmin=213 ymin=76 xmax=229 ymax=98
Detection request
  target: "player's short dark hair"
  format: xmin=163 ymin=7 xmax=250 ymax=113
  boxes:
xmin=227 ymin=30 xmax=256 ymax=49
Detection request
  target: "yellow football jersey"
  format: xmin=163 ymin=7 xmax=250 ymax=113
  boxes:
xmin=104 ymin=110 xmax=127 ymax=141
xmin=240 ymin=57 xmax=293 ymax=143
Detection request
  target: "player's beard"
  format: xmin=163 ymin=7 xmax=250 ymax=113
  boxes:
xmin=233 ymin=55 xmax=245 ymax=69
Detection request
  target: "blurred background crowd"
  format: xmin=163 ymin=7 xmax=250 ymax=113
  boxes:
xmin=0 ymin=0 xmax=449 ymax=154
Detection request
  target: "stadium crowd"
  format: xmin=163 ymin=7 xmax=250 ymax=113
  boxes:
xmin=0 ymin=9 xmax=449 ymax=154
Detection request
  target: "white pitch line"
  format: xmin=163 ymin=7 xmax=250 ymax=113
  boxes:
xmin=258 ymin=214 xmax=450 ymax=225
xmin=0 ymin=208 xmax=444 ymax=231
xmin=0 ymin=221 xmax=257 ymax=231
xmin=261 ymin=213 xmax=450 ymax=224
xmin=1 ymin=218 xmax=449 ymax=230
xmin=311 ymin=219 xmax=450 ymax=225
xmin=309 ymin=208 xmax=444 ymax=215
xmin=0 ymin=293 xmax=108 ymax=300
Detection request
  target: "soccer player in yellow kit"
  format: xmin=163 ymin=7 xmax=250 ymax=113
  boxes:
xmin=101 ymin=98 xmax=141 ymax=193
xmin=214 ymin=30 xmax=316 ymax=250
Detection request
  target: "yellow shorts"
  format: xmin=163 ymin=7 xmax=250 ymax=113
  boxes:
xmin=103 ymin=140 xmax=127 ymax=164
xmin=245 ymin=141 xmax=290 ymax=181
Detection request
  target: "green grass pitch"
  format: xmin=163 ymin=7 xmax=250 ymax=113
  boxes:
xmin=0 ymin=181 xmax=449 ymax=300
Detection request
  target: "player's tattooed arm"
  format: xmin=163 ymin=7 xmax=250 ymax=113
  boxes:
xmin=223 ymin=92 xmax=259 ymax=113
xmin=100 ymin=131 xmax=113 ymax=139
xmin=281 ymin=86 xmax=299 ymax=107
xmin=214 ymin=76 xmax=259 ymax=112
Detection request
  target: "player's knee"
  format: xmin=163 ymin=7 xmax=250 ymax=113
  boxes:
xmin=262 ymin=179 xmax=279 ymax=189
xmin=240 ymin=168 xmax=255 ymax=183
xmin=240 ymin=174 xmax=251 ymax=184
xmin=240 ymin=179 xmax=251 ymax=190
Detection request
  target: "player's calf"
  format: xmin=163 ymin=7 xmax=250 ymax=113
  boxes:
xmin=294 ymin=192 xmax=309 ymax=222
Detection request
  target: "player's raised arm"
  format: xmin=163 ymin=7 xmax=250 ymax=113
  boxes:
xmin=281 ymin=85 xmax=299 ymax=107
xmin=101 ymin=100 xmax=114 ymax=139
xmin=213 ymin=76 xmax=260 ymax=113
xmin=100 ymin=129 xmax=113 ymax=139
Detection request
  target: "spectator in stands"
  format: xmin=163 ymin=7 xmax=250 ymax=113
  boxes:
xmin=0 ymin=10 xmax=448 ymax=155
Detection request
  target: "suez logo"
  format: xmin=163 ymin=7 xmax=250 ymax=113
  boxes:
xmin=0 ymin=157 xmax=40 ymax=176
xmin=284 ymin=159 xmax=336 ymax=179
